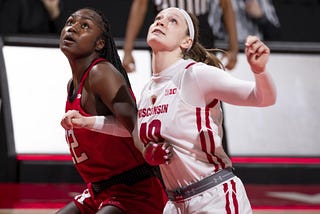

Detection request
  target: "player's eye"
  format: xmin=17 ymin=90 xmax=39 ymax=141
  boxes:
xmin=81 ymin=23 xmax=89 ymax=29
xmin=154 ymin=16 xmax=161 ymax=22
xmin=169 ymin=18 xmax=177 ymax=24
xmin=65 ymin=19 xmax=73 ymax=26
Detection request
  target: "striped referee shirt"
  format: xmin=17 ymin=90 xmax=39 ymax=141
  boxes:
xmin=153 ymin=0 xmax=210 ymax=16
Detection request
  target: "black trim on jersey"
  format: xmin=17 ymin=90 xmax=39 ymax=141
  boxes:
xmin=91 ymin=163 xmax=157 ymax=195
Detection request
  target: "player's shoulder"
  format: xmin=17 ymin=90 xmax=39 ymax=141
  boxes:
xmin=186 ymin=61 xmax=222 ymax=76
xmin=90 ymin=60 xmax=121 ymax=79
xmin=91 ymin=59 xmax=114 ymax=71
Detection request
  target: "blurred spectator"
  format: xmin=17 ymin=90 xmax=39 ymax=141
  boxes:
xmin=0 ymin=0 xmax=64 ymax=35
xmin=211 ymin=0 xmax=280 ymax=42
xmin=234 ymin=0 xmax=280 ymax=41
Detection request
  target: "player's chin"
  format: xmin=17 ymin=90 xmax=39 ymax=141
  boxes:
xmin=147 ymin=37 xmax=166 ymax=50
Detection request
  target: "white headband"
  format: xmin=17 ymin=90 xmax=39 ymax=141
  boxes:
xmin=175 ymin=8 xmax=194 ymax=51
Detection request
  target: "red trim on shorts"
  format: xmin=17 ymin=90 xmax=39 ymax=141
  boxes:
xmin=223 ymin=182 xmax=232 ymax=214
xmin=231 ymin=179 xmax=239 ymax=214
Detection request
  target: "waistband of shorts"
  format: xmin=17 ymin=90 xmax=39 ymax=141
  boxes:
xmin=91 ymin=163 xmax=156 ymax=194
xmin=166 ymin=167 xmax=235 ymax=201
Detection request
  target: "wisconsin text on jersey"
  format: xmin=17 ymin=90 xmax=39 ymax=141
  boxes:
xmin=138 ymin=104 xmax=168 ymax=118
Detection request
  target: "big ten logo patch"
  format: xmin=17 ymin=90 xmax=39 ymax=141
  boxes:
xmin=165 ymin=88 xmax=177 ymax=96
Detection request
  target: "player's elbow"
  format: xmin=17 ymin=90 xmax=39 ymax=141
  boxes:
xmin=258 ymin=93 xmax=277 ymax=107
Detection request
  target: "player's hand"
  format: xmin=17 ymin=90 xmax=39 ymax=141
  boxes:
xmin=61 ymin=110 xmax=88 ymax=130
xmin=245 ymin=35 xmax=270 ymax=74
xmin=41 ymin=0 xmax=60 ymax=20
xmin=143 ymin=141 xmax=172 ymax=166
xmin=245 ymin=0 xmax=264 ymax=19
xmin=122 ymin=52 xmax=136 ymax=73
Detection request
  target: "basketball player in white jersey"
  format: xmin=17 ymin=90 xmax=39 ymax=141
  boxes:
xmin=67 ymin=7 xmax=276 ymax=214
xmin=138 ymin=7 xmax=276 ymax=213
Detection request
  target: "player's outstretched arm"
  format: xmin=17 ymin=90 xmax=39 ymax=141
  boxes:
xmin=60 ymin=110 xmax=130 ymax=137
xmin=245 ymin=35 xmax=277 ymax=106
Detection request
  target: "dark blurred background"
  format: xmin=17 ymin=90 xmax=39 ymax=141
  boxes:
xmin=62 ymin=0 xmax=320 ymax=42
xmin=60 ymin=0 xmax=320 ymax=42
xmin=1 ymin=0 xmax=319 ymax=42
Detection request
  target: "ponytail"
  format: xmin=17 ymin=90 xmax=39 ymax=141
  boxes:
xmin=182 ymin=12 xmax=225 ymax=70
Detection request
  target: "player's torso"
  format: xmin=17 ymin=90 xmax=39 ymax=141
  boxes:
xmin=64 ymin=59 xmax=144 ymax=183
xmin=137 ymin=62 xmax=231 ymax=190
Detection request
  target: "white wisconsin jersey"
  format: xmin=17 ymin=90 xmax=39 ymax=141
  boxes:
xmin=137 ymin=59 xmax=232 ymax=191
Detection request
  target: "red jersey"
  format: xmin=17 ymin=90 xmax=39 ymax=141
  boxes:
xmin=65 ymin=58 xmax=145 ymax=183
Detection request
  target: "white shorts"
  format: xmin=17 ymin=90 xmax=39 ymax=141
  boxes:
xmin=163 ymin=176 xmax=252 ymax=214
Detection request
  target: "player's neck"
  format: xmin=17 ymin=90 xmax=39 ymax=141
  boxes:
xmin=152 ymin=50 xmax=181 ymax=75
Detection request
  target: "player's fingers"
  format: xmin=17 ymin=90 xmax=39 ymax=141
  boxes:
xmin=165 ymin=152 xmax=172 ymax=165
xmin=69 ymin=110 xmax=81 ymax=117
xmin=124 ymin=62 xmax=136 ymax=73
xmin=151 ymin=142 xmax=159 ymax=147
xmin=245 ymin=35 xmax=259 ymax=47
xmin=248 ymin=40 xmax=261 ymax=54
xmin=61 ymin=110 xmax=82 ymax=129
xmin=161 ymin=143 xmax=173 ymax=164
xmin=128 ymin=63 xmax=136 ymax=72
xmin=63 ymin=110 xmax=79 ymax=120
xmin=161 ymin=142 xmax=168 ymax=150
xmin=225 ymin=54 xmax=237 ymax=70
xmin=123 ymin=55 xmax=136 ymax=73
xmin=71 ymin=118 xmax=85 ymax=128
xmin=163 ymin=154 xmax=172 ymax=165
xmin=257 ymin=43 xmax=270 ymax=56
xmin=61 ymin=115 xmax=73 ymax=129
xmin=245 ymin=35 xmax=264 ymax=55
xmin=123 ymin=63 xmax=131 ymax=73
xmin=161 ymin=142 xmax=172 ymax=153
xmin=164 ymin=151 xmax=173 ymax=160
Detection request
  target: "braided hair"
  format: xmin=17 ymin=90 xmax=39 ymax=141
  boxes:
xmin=88 ymin=8 xmax=132 ymax=88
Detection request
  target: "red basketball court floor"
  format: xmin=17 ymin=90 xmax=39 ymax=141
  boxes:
xmin=0 ymin=182 xmax=319 ymax=213
xmin=1 ymin=156 xmax=319 ymax=213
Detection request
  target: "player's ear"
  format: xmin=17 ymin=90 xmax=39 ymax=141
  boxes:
xmin=96 ymin=38 xmax=105 ymax=51
xmin=180 ymin=37 xmax=192 ymax=50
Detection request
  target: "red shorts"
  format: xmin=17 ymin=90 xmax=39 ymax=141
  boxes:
xmin=74 ymin=177 xmax=167 ymax=214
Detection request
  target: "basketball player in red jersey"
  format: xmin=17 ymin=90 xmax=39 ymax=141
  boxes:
xmin=57 ymin=8 xmax=168 ymax=214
